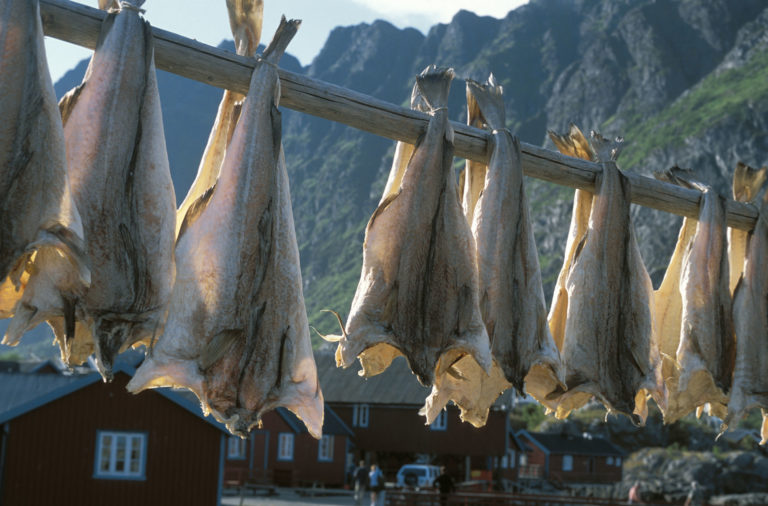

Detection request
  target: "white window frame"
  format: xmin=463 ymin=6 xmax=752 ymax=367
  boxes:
xmin=318 ymin=434 xmax=334 ymax=462
xmin=520 ymin=453 xmax=528 ymax=466
xmin=352 ymin=404 xmax=369 ymax=427
xmin=614 ymin=456 xmax=622 ymax=467
xmin=94 ymin=431 xmax=147 ymax=480
xmin=606 ymin=456 xmax=614 ymax=465
xmin=430 ymin=410 xmax=448 ymax=431
xmin=227 ymin=436 xmax=247 ymax=460
xmin=562 ymin=455 xmax=573 ymax=471
xmin=277 ymin=433 xmax=294 ymax=461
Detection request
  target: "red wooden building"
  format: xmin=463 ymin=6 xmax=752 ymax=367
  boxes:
xmin=0 ymin=359 xmax=227 ymax=505
xmin=315 ymin=351 xmax=520 ymax=486
xmin=516 ymin=430 xmax=626 ymax=484
xmin=223 ymin=404 xmax=353 ymax=488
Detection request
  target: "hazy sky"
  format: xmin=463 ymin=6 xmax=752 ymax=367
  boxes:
xmin=44 ymin=0 xmax=528 ymax=82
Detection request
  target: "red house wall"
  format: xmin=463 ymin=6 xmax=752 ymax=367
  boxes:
xmin=2 ymin=372 xmax=222 ymax=506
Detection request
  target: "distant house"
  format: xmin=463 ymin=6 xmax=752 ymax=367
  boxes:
xmin=0 ymin=360 xmax=227 ymax=506
xmin=224 ymin=405 xmax=353 ymax=488
xmin=516 ymin=430 xmax=626 ymax=484
xmin=316 ymin=352 xmax=517 ymax=485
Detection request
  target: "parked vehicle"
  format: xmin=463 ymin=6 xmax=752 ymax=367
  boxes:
xmin=396 ymin=464 xmax=441 ymax=489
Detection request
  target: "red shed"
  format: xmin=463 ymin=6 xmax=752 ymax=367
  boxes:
xmin=516 ymin=430 xmax=626 ymax=484
xmin=316 ymin=352 xmax=517 ymax=487
xmin=224 ymin=405 xmax=353 ymax=488
xmin=0 ymin=361 xmax=227 ymax=506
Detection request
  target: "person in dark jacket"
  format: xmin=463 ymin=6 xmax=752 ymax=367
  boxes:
xmin=353 ymin=460 xmax=368 ymax=506
xmin=434 ymin=466 xmax=455 ymax=506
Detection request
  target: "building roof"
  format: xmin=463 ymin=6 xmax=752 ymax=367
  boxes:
xmin=518 ymin=430 xmax=626 ymax=456
xmin=315 ymin=351 xmax=514 ymax=409
xmin=276 ymin=406 xmax=354 ymax=437
xmin=0 ymin=361 xmax=228 ymax=434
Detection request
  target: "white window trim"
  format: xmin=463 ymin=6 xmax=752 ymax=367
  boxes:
xmin=227 ymin=436 xmax=247 ymax=460
xmin=318 ymin=434 xmax=334 ymax=462
xmin=615 ymin=456 xmax=622 ymax=467
xmin=606 ymin=456 xmax=614 ymax=465
xmin=277 ymin=433 xmax=294 ymax=461
xmin=94 ymin=431 xmax=147 ymax=480
xmin=562 ymin=454 xmax=573 ymax=472
xmin=430 ymin=411 xmax=447 ymax=431
xmin=353 ymin=404 xmax=369 ymax=428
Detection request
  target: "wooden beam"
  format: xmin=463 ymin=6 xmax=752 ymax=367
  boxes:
xmin=39 ymin=0 xmax=759 ymax=231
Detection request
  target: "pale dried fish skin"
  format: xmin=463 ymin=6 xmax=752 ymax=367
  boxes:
xmin=0 ymin=0 xmax=89 ymax=357
xmin=58 ymin=4 xmax=175 ymax=377
xmin=129 ymin=19 xmax=324 ymax=439
xmin=547 ymin=131 xmax=662 ymax=424
xmin=334 ymin=66 xmax=491 ymax=391
xmin=422 ymin=78 xmax=562 ymax=427
xmin=727 ymin=162 xmax=766 ymax=294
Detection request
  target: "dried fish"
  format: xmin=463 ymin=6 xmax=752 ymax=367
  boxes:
xmin=546 ymin=130 xmax=662 ymax=424
xmin=329 ymin=66 xmax=491 ymax=392
xmin=0 ymin=0 xmax=89 ymax=358
xmin=654 ymin=169 xmax=735 ymax=422
xmin=723 ymin=193 xmax=768 ymax=444
xmin=175 ymin=0 xmax=263 ymax=237
xmin=57 ymin=0 xmax=176 ymax=377
xmin=727 ymin=162 xmax=766 ymax=293
xmin=128 ymin=18 xmax=324 ymax=439
xmin=421 ymin=77 xmax=562 ymax=427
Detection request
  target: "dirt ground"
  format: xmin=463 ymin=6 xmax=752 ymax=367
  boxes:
xmin=221 ymin=487 xmax=373 ymax=506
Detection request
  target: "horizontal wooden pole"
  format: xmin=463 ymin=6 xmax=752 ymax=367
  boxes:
xmin=40 ymin=0 xmax=759 ymax=231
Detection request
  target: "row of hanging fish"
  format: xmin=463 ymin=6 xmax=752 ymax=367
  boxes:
xmin=325 ymin=68 xmax=768 ymax=443
xmin=0 ymin=0 xmax=323 ymax=439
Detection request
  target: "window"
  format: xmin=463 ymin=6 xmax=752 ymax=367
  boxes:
xmin=318 ymin=435 xmax=334 ymax=462
xmin=614 ymin=457 xmax=622 ymax=467
xmin=506 ymin=449 xmax=516 ymax=468
xmin=227 ymin=436 xmax=246 ymax=460
xmin=430 ymin=411 xmax=447 ymax=431
xmin=562 ymin=455 xmax=573 ymax=471
xmin=520 ymin=453 xmax=528 ymax=466
xmin=277 ymin=433 xmax=294 ymax=461
xmin=94 ymin=431 xmax=146 ymax=480
xmin=606 ymin=456 xmax=614 ymax=465
xmin=352 ymin=404 xmax=369 ymax=427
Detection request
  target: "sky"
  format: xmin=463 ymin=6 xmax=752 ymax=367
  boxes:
xmin=44 ymin=0 xmax=528 ymax=83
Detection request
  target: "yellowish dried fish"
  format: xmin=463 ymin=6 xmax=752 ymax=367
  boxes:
xmin=0 ymin=0 xmax=89 ymax=359
xmin=129 ymin=19 xmax=324 ymax=439
xmin=722 ymin=193 xmax=768 ymax=444
xmin=175 ymin=0 xmax=263 ymax=237
xmin=546 ymin=131 xmax=662 ymax=424
xmin=57 ymin=0 xmax=176 ymax=377
xmin=329 ymin=66 xmax=491 ymax=392
xmin=421 ymin=77 xmax=562 ymax=427
xmin=727 ymin=162 xmax=766 ymax=293
xmin=656 ymin=170 xmax=735 ymax=422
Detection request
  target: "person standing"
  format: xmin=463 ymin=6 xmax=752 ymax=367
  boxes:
xmin=434 ymin=466 xmax=455 ymax=506
xmin=368 ymin=464 xmax=385 ymax=506
xmin=353 ymin=460 xmax=368 ymax=506
xmin=628 ymin=481 xmax=643 ymax=504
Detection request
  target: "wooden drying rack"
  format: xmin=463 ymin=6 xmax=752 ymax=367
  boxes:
xmin=40 ymin=0 xmax=759 ymax=231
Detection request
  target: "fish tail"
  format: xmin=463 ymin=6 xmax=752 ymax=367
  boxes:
xmin=226 ymin=0 xmax=264 ymax=57
xmin=262 ymin=16 xmax=300 ymax=64
xmin=414 ymin=65 xmax=455 ymax=112
xmin=733 ymin=161 xmax=767 ymax=202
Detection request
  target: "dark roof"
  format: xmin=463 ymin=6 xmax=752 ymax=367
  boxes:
xmin=276 ymin=406 xmax=354 ymax=437
xmin=518 ymin=430 xmax=626 ymax=456
xmin=315 ymin=351 xmax=513 ymax=409
xmin=0 ymin=363 xmax=228 ymax=433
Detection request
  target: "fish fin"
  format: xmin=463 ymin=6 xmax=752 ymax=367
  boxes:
xmin=366 ymin=190 xmax=401 ymax=233
xmin=733 ymin=161 xmax=767 ymax=202
xmin=58 ymin=83 xmax=87 ymax=125
xmin=177 ymin=183 xmax=217 ymax=242
xmin=548 ymin=124 xmax=594 ymax=161
xmin=198 ymin=329 xmax=242 ymax=371
xmin=312 ymin=309 xmax=347 ymax=342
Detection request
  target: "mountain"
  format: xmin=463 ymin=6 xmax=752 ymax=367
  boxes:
xmin=5 ymin=0 xmax=768 ymax=360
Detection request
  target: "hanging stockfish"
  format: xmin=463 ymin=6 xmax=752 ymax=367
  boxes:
xmin=0 ymin=0 xmax=89 ymax=358
xmin=128 ymin=18 xmax=324 ymax=439
xmin=421 ymin=76 xmax=563 ymax=427
xmin=326 ymin=66 xmax=491 ymax=393
xmin=727 ymin=162 xmax=766 ymax=293
xmin=545 ymin=129 xmax=662 ymax=424
xmin=57 ymin=0 xmax=176 ymax=378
